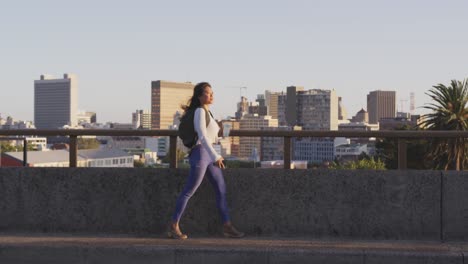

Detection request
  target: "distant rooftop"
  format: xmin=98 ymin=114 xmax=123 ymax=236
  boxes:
xmin=5 ymin=149 xmax=131 ymax=164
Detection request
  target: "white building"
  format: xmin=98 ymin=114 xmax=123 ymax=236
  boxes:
xmin=0 ymin=117 xmax=35 ymax=130
xmin=80 ymin=149 xmax=134 ymax=167
xmin=132 ymin=110 xmax=151 ymax=129
xmin=218 ymin=137 xmax=231 ymax=157
xmin=335 ymin=143 xmax=369 ymax=162
xmin=16 ymin=137 xmax=47 ymax=151
xmin=338 ymin=122 xmax=379 ymax=144
xmin=34 ymin=74 xmax=78 ymax=129
xmin=3 ymin=149 xmax=133 ymax=167
xmin=260 ymin=160 xmax=308 ymax=169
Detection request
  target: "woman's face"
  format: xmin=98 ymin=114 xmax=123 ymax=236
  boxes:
xmin=198 ymin=86 xmax=214 ymax=105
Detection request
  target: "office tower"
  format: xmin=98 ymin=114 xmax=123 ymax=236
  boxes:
xmin=285 ymin=86 xmax=303 ymax=126
xmin=265 ymin=90 xmax=280 ymax=120
xmin=132 ymin=109 xmax=151 ymax=129
xmin=235 ymin=96 xmax=249 ymax=120
xmin=151 ymin=81 xmax=194 ymax=129
xmin=252 ymin=94 xmax=268 ymax=116
xmin=34 ymin=74 xmax=78 ymax=129
xmin=280 ymin=86 xmax=338 ymax=130
xmin=367 ymin=90 xmax=396 ymax=124
xmin=261 ymin=126 xmax=300 ymax=161
xmin=239 ymin=114 xmax=278 ymax=160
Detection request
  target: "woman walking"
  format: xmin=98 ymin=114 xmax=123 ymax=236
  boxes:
xmin=168 ymin=82 xmax=244 ymax=239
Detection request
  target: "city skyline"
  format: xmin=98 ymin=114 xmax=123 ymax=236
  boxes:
xmin=1 ymin=1 xmax=468 ymax=122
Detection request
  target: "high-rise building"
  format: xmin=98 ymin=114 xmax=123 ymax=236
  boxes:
xmin=265 ymin=90 xmax=280 ymax=120
xmin=239 ymin=114 xmax=278 ymax=160
xmin=151 ymin=81 xmax=194 ymax=129
xmin=132 ymin=109 xmax=151 ymax=129
xmin=235 ymin=96 xmax=249 ymax=120
xmin=367 ymin=90 xmax=396 ymax=124
xmin=279 ymin=87 xmax=338 ymax=130
xmin=34 ymin=74 xmax=78 ymax=129
xmin=261 ymin=126 xmax=300 ymax=161
xmin=250 ymin=94 xmax=268 ymax=116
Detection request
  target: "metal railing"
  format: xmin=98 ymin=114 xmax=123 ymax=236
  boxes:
xmin=0 ymin=129 xmax=467 ymax=169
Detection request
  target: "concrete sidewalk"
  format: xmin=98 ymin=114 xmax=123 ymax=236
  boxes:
xmin=0 ymin=234 xmax=465 ymax=263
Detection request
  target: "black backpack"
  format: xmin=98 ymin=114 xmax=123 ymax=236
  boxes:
xmin=178 ymin=107 xmax=212 ymax=148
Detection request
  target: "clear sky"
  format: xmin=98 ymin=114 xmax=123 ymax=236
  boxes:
xmin=1 ymin=0 xmax=467 ymax=123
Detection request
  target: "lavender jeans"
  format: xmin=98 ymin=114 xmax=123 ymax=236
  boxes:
xmin=172 ymin=144 xmax=230 ymax=223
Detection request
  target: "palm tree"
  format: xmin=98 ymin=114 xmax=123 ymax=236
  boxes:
xmin=420 ymin=79 xmax=468 ymax=170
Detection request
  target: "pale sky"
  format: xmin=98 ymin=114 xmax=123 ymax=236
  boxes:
xmin=1 ymin=0 xmax=467 ymax=123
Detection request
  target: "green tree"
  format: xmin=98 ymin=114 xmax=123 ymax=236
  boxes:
xmin=0 ymin=142 xmax=18 ymax=153
xmin=77 ymin=138 xmax=101 ymax=149
xmin=330 ymin=158 xmax=386 ymax=170
xmin=420 ymin=79 xmax=468 ymax=170
xmin=162 ymin=149 xmax=187 ymax=164
xmin=375 ymin=125 xmax=432 ymax=170
xmin=134 ymin=160 xmax=145 ymax=168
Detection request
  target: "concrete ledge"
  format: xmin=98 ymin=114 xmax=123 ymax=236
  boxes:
xmin=0 ymin=168 xmax=464 ymax=240
xmin=443 ymin=171 xmax=468 ymax=241
xmin=0 ymin=235 xmax=464 ymax=264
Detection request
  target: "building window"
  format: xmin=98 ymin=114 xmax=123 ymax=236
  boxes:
xmin=113 ymin=159 xmax=118 ymax=165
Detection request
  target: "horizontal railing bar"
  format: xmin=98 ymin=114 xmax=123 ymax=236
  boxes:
xmin=229 ymin=130 xmax=468 ymax=138
xmin=0 ymin=129 xmax=467 ymax=138
xmin=0 ymin=137 xmax=27 ymax=140
xmin=0 ymin=129 xmax=178 ymax=137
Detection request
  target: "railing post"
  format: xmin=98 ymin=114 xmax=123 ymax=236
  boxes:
xmin=69 ymin=135 xmax=78 ymax=168
xmin=170 ymin=136 xmax=178 ymax=169
xmin=398 ymin=138 xmax=407 ymax=170
xmin=284 ymin=136 xmax=291 ymax=169
xmin=23 ymin=139 xmax=27 ymax=167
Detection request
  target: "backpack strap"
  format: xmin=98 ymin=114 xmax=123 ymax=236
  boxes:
xmin=199 ymin=106 xmax=212 ymax=127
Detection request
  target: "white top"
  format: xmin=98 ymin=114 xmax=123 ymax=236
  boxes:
xmin=194 ymin=107 xmax=222 ymax=163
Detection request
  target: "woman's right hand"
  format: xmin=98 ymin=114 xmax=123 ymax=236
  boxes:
xmin=215 ymin=157 xmax=225 ymax=169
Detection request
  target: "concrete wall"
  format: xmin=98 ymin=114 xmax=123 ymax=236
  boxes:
xmin=0 ymin=168 xmax=466 ymax=241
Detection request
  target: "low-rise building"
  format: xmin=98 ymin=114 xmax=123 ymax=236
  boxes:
xmin=379 ymin=114 xmax=422 ymax=130
xmin=260 ymin=160 xmax=308 ymax=169
xmin=1 ymin=149 xmax=133 ymax=167
xmin=335 ymin=143 xmax=369 ymax=162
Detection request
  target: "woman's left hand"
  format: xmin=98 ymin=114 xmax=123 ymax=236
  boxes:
xmin=215 ymin=157 xmax=225 ymax=169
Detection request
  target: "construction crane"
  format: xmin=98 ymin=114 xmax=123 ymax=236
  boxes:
xmin=226 ymin=86 xmax=248 ymax=100
xmin=239 ymin=86 xmax=247 ymax=99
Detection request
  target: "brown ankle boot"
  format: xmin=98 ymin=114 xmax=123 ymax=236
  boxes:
xmin=223 ymin=224 xmax=245 ymax=238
